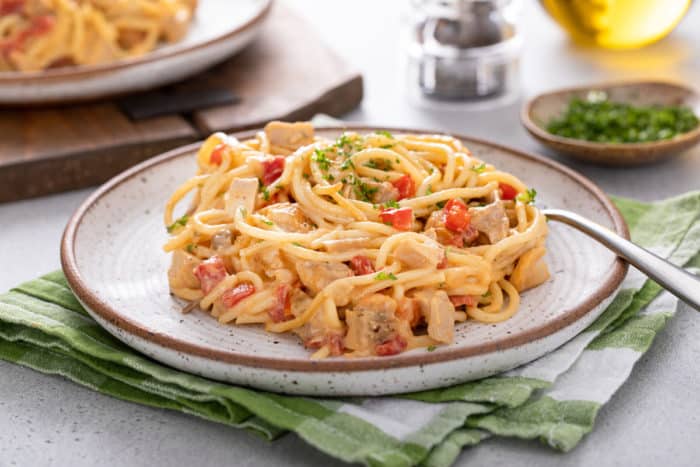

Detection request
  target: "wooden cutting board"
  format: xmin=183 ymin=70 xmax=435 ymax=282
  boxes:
xmin=0 ymin=4 xmax=362 ymax=203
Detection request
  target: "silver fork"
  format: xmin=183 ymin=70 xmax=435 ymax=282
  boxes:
xmin=543 ymin=209 xmax=700 ymax=311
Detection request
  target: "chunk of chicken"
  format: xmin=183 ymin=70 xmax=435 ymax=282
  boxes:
xmin=469 ymin=201 xmax=510 ymax=244
xmin=168 ymin=250 xmax=201 ymax=289
xmin=295 ymin=261 xmax=353 ymax=295
xmin=225 ymin=177 xmax=258 ymax=218
xmin=344 ymin=294 xmax=406 ymax=352
xmin=510 ymin=246 xmax=550 ymax=292
xmin=409 ymin=289 xmax=455 ymax=343
xmin=260 ymin=203 xmax=313 ymax=232
xmin=321 ymin=237 xmax=372 ymax=253
xmin=393 ymin=238 xmax=445 ymax=269
xmin=264 ymin=121 xmax=315 ymax=152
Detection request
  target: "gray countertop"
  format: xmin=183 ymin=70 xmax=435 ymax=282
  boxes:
xmin=1 ymin=1 xmax=699 ymax=466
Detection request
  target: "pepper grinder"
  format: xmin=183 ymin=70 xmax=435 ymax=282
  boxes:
xmin=408 ymin=0 xmax=522 ymax=102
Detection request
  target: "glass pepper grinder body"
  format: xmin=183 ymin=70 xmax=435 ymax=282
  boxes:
xmin=408 ymin=0 xmax=522 ymax=102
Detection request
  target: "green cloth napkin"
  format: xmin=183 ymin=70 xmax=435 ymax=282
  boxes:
xmin=1 ymin=192 xmax=699 ymax=467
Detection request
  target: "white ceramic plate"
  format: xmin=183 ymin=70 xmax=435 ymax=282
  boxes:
xmin=61 ymin=127 xmax=628 ymax=396
xmin=0 ymin=0 xmax=271 ymax=105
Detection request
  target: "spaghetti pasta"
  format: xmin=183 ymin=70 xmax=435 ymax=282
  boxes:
xmin=0 ymin=0 xmax=197 ymax=72
xmin=165 ymin=122 xmax=550 ymax=358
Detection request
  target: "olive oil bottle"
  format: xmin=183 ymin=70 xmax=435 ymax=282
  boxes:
xmin=540 ymin=0 xmax=691 ymax=49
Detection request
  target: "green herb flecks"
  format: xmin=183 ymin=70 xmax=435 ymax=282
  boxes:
xmin=185 ymin=243 xmax=196 ymax=253
xmin=383 ymin=199 xmax=400 ymax=209
xmin=426 ymin=345 xmax=437 ymax=352
xmin=166 ymin=214 xmax=189 ymax=233
xmin=312 ymin=149 xmax=331 ymax=171
xmin=517 ymin=188 xmax=537 ymax=204
xmin=375 ymin=130 xmax=394 ymax=139
xmin=546 ymin=92 xmax=699 ymax=143
xmin=374 ymin=271 xmax=398 ymax=281
xmin=470 ymin=163 xmax=486 ymax=173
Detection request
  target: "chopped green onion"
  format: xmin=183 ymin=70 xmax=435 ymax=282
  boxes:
xmin=166 ymin=214 xmax=189 ymax=233
xmin=374 ymin=271 xmax=398 ymax=281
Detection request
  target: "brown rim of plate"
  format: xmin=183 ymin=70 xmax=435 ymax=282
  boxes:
xmin=0 ymin=0 xmax=273 ymax=83
xmin=60 ymin=125 xmax=629 ymax=372
xmin=520 ymin=80 xmax=700 ymax=151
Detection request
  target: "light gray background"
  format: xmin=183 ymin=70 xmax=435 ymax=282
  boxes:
xmin=1 ymin=1 xmax=699 ymax=466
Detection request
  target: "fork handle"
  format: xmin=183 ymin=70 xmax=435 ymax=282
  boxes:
xmin=543 ymin=208 xmax=700 ymax=311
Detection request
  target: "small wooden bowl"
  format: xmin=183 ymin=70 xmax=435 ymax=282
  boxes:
xmin=521 ymin=81 xmax=700 ymax=166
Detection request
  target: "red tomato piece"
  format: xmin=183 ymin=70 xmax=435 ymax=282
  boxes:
xmin=349 ymin=255 xmax=375 ymax=275
xmin=449 ymin=295 xmax=478 ymax=308
xmin=375 ymin=335 xmax=408 ymax=356
xmin=209 ymin=144 xmax=227 ymax=165
xmin=304 ymin=333 xmax=344 ymax=356
xmin=268 ymin=284 xmax=291 ymax=323
xmin=499 ymin=182 xmax=518 ymax=200
xmin=221 ymin=282 xmax=255 ymax=308
xmin=193 ymin=256 xmax=227 ymax=295
xmin=1 ymin=0 xmax=25 ymax=15
xmin=444 ymin=198 xmax=470 ymax=232
xmin=379 ymin=207 xmax=413 ymax=231
xmin=392 ymin=174 xmax=415 ymax=200
xmin=261 ymin=156 xmax=286 ymax=186
xmin=1 ymin=15 xmax=54 ymax=54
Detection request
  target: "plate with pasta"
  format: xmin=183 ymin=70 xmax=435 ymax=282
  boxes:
xmin=61 ymin=122 xmax=628 ymax=396
xmin=0 ymin=0 xmax=271 ymax=104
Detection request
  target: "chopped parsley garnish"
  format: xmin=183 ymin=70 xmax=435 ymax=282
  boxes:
xmin=546 ymin=93 xmax=700 ymax=143
xmin=383 ymin=199 xmax=400 ymax=209
xmin=185 ymin=244 xmax=196 ymax=253
xmin=292 ymin=242 xmax=303 ymax=247
xmin=517 ymin=188 xmax=537 ymax=204
xmin=364 ymin=160 xmax=378 ymax=169
xmin=323 ymin=173 xmax=335 ymax=182
xmin=426 ymin=185 xmax=433 ymax=195
xmin=353 ymin=179 xmax=378 ymax=202
xmin=312 ymin=149 xmax=331 ymax=171
xmin=435 ymin=200 xmax=446 ymax=209
xmin=340 ymin=158 xmax=355 ymax=170
xmin=380 ymin=144 xmax=395 ymax=149
xmin=166 ymin=214 xmax=189 ymax=233
xmin=482 ymin=291 xmax=491 ymax=298
xmin=471 ymin=163 xmax=487 ymax=173
xmin=374 ymin=271 xmax=398 ymax=281
xmin=375 ymin=130 xmax=394 ymax=139
xmin=302 ymin=172 xmax=310 ymax=179
xmin=426 ymin=345 xmax=437 ymax=352
xmin=261 ymin=219 xmax=273 ymax=226
xmin=261 ymin=186 xmax=271 ymax=201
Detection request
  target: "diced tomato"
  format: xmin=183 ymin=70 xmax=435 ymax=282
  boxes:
xmin=447 ymin=225 xmax=479 ymax=248
xmin=209 ymin=144 xmax=227 ymax=165
xmin=221 ymin=282 xmax=255 ymax=308
xmin=268 ymin=284 xmax=291 ymax=323
xmin=450 ymin=295 xmax=478 ymax=308
xmin=379 ymin=207 xmax=413 ymax=231
xmin=1 ymin=0 xmax=25 ymax=15
xmin=392 ymin=174 xmax=415 ymax=200
xmin=444 ymin=198 xmax=470 ymax=232
xmin=375 ymin=335 xmax=408 ymax=356
xmin=499 ymin=182 xmax=518 ymax=201
xmin=304 ymin=333 xmax=344 ymax=356
xmin=261 ymin=156 xmax=285 ymax=186
xmin=349 ymin=255 xmax=375 ymax=275
xmin=193 ymin=256 xmax=227 ymax=294
xmin=1 ymin=15 xmax=54 ymax=54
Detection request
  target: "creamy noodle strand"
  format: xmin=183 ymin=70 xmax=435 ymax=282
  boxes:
xmin=0 ymin=0 xmax=197 ymax=72
xmin=165 ymin=121 xmax=550 ymax=359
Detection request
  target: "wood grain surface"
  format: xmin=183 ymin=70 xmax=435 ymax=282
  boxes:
xmin=0 ymin=4 xmax=362 ymax=203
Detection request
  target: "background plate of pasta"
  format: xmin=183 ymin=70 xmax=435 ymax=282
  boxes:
xmin=61 ymin=123 xmax=628 ymax=396
xmin=0 ymin=0 xmax=271 ymax=104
